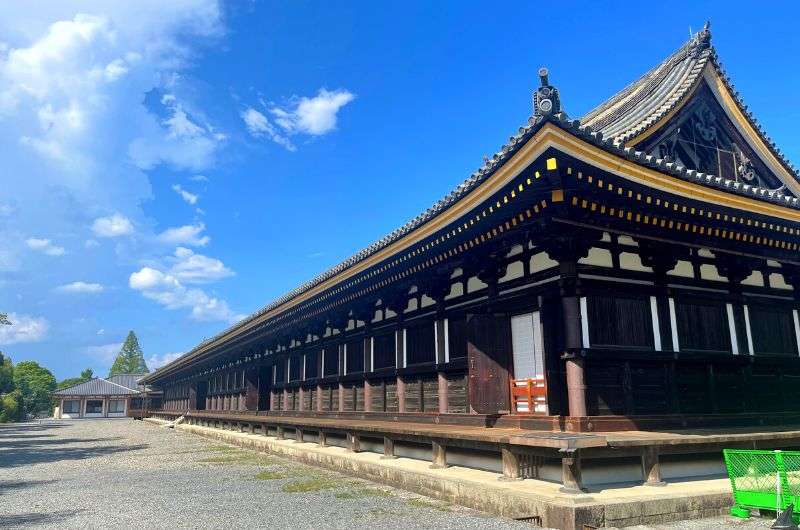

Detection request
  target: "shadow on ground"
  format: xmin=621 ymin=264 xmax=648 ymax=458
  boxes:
xmin=0 ymin=424 xmax=147 ymax=468
xmin=0 ymin=480 xmax=58 ymax=496
xmin=0 ymin=510 xmax=83 ymax=527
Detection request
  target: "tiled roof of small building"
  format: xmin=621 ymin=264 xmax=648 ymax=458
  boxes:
xmin=53 ymin=377 xmax=141 ymax=396
xmin=107 ymin=374 xmax=145 ymax=391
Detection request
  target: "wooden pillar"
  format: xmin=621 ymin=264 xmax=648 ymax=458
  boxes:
xmin=437 ymin=372 xmax=448 ymax=414
xmin=500 ymin=447 xmax=522 ymax=480
xmin=276 ymin=426 xmax=285 ymax=440
xmin=431 ymin=440 xmax=447 ymax=469
xmin=298 ymin=386 xmax=305 ymax=412
xmin=316 ymin=385 xmax=323 ymax=412
xmin=559 ymin=450 xmax=585 ymax=494
xmin=562 ymin=294 xmax=587 ymax=418
xmin=283 ymin=388 xmax=289 ymax=411
xmin=296 ymin=428 xmax=305 ymax=443
xmin=395 ymin=319 xmax=406 ymax=413
xmin=642 ymin=446 xmax=666 ymax=486
xmin=318 ymin=430 xmax=328 ymax=447
xmin=382 ymin=436 xmax=396 ymax=459
xmin=397 ymin=376 xmax=407 ymax=413
xmin=338 ymin=383 xmax=345 ymax=412
xmin=347 ymin=432 xmax=361 ymax=452
xmin=436 ymin=317 xmax=449 ymax=414
xmin=364 ymin=379 xmax=373 ymax=413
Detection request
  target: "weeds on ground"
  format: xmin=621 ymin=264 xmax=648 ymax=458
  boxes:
xmin=406 ymin=498 xmax=452 ymax=512
xmin=281 ymin=476 xmax=339 ymax=493
xmin=334 ymin=487 xmax=393 ymax=499
xmin=255 ymin=470 xmax=289 ymax=480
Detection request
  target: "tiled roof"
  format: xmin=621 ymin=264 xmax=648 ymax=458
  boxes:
xmin=107 ymin=374 xmax=145 ymax=391
xmin=53 ymin=377 xmax=141 ymax=396
xmin=141 ymin=27 xmax=800 ymax=384
xmin=580 ymin=23 xmax=799 ymax=183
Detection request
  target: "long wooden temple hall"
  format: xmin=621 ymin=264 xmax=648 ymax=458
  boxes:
xmin=140 ymin=24 xmax=800 ymax=498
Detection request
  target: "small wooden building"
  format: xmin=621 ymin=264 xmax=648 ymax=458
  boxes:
xmin=53 ymin=374 xmax=142 ymax=419
xmin=139 ymin=25 xmax=800 ymax=490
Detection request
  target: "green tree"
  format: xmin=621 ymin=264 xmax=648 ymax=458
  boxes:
xmin=0 ymin=352 xmax=17 ymax=422
xmin=0 ymin=390 xmax=20 ymax=423
xmin=108 ymin=331 xmax=149 ymax=377
xmin=13 ymin=361 xmax=56 ymax=419
xmin=57 ymin=367 xmax=95 ymax=390
xmin=0 ymin=352 xmax=13 ymax=394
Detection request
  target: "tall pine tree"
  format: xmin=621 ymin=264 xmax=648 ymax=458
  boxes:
xmin=108 ymin=331 xmax=149 ymax=376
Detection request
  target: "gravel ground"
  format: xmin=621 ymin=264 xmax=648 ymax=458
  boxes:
xmin=0 ymin=420 xmax=779 ymax=529
xmin=0 ymin=419 xmax=530 ymax=529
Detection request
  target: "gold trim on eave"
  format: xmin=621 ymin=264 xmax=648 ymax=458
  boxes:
xmin=542 ymin=124 xmax=800 ymax=223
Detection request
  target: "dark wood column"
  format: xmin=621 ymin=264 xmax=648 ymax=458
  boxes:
xmin=422 ymin=275 xmax=453 ymax=415
xmin=639 ymin=240 xmax=684 ymax=352
xmin=540 ymin=232 xmax=597 ymax=419
xmin=385 ymin=290 xmax=409 ymax=413
xmin=717 ymin=255 xmax=758 ymax=356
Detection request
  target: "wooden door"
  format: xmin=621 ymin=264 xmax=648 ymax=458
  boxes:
xmin=195 ymin=381 xmax=207 ymax=410
xmin=258 ymin=366 xmax=271 ymax=411
xmin=244 ymin=368 xmax=259 ymax=411
xmin=467 ymin=313 xmax=512 ymax=414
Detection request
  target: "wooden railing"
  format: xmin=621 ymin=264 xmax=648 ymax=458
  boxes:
xmin=509 ymin=378 xmax=547 ymax=415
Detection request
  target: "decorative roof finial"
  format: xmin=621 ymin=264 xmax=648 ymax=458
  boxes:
xmin=688 ymin=20 xmax=712 ymax=57
xmin=533 ymin=67 xmax=562 ymax=118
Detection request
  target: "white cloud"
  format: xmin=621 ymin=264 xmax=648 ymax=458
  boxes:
xmin=241 ymin=107 xmax=295 ymax=151
xmin=128 ymin=96 xmax=225 ymax=171
xmin=129 ymin=266 xmax=240 ymax=323
xmin=128 ymin=246 xmax=237 ymax=323
xmin=96 ymin=328 xmax=105 ymax=335
xmin=157 ymin=223 xmax=209 ymax=247
xmin=172 ymin=183 xmax=198 ymax=205
xmin=189 ymin=174 xmax=208 ymax=182
xmin=0 ymin=313 xmax=49 ymax=344
xmin=84 ymin=239 xmax=99 ymax=248
xmin=55 ymin=281 xmax=104 ymax=294
xmin=0 ymin=2 xmax=223 ymax=286
xmin=91 ymin=213 xmax=134 ymax=237
xmin=169 ymin=246 xmax=232 ymax=283
xmin=25 ymin=237 xmax=65 ymax=256
xmin=272 ymin=89 xmax=354 ymax=136
xmin=242 ymin=89 xmax=354 ymax=151
xmin=147 ymin=351 xmax=184 ymax=369
xmin=85 ymin=342 xmax=123 ymax=365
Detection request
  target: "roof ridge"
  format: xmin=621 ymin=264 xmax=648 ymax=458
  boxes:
xmin=101 ymin=377 xmax=140 ymax=392
xmin=581 ymin=36 xmax=694 ymax=127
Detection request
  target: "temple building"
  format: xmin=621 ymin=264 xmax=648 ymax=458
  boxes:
xmin=53 ymin=374 xmax=160 ymax=419
xmin=140 ymin=24 xmax=800 ymax=499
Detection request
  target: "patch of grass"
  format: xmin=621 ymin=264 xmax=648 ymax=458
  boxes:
xmin=255 ymin=470 xmax=289 ymax=480
xmin=198 ymin=453 xmax=276 ymax=466
xmin=406 ymin=498 xmax=452 ymax=512
xmin=206 ymin=444 xmax=240 ymax=452
xmin=281 ymin=477 xmax=339 ymax=493
xmin=335 ymin=487 xmax=393 ymax=500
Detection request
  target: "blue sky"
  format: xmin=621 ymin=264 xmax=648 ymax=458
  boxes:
xmin=1 ymin=1 xmax=798 ymax=380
